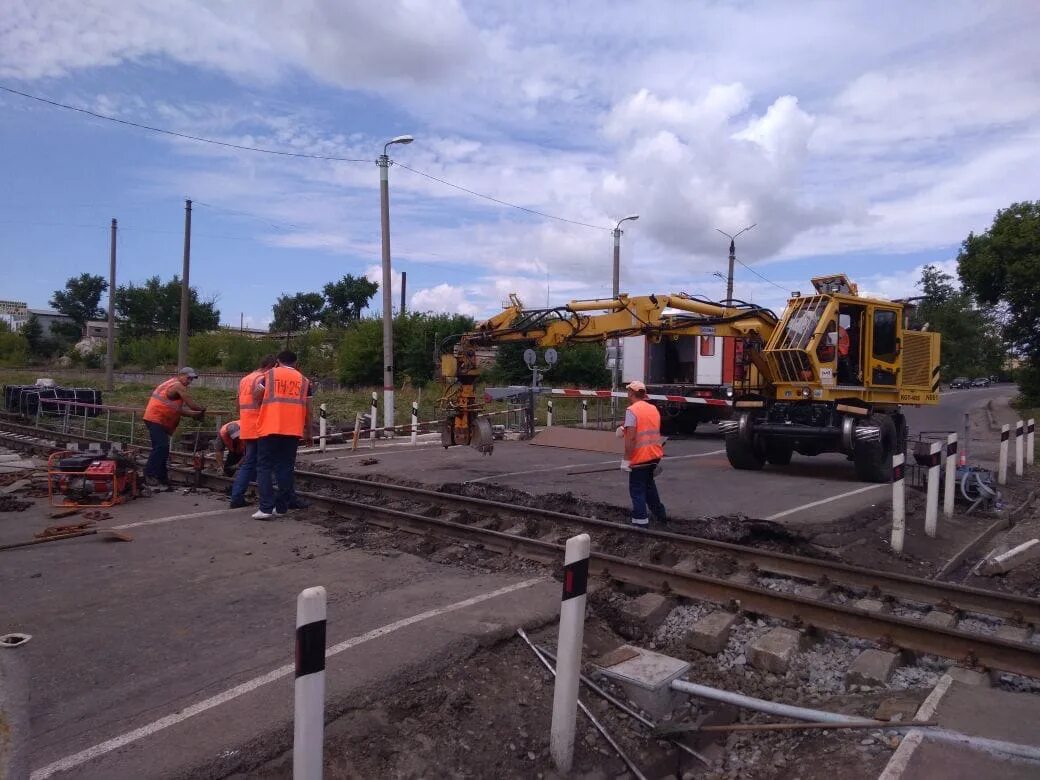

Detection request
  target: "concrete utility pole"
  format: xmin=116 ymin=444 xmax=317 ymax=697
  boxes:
xmin=178 ymin=199 xmax=192 ymax=368
xmin=400 ymin=271 xmax=407 ymax=316
xmin=106 ymin=218 xmax=117 ymax=391
xmin=378 ymin=134 xmax=413 ymax=434
xmin=715 ymin=224 xmax=756 ymax=302
xmin=611 ymin=215 xmax=639 ymax=396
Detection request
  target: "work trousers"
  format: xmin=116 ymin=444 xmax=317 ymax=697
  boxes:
xmin=257 ymin=434 xmax=299 ymax=514
xmin=229 ymin=440 xmax=257 ymax=502
xmin=628 ymin=462 xmax=666 ymax=522
xmin=144 ymin=421 xmax=171 ymax=484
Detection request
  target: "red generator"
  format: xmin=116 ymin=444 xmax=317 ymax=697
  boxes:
xmin=48 ymin=451 xmax=139 ymax=507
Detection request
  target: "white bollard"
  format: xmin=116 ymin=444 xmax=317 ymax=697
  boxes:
xmin=547 ymin=399 xmax=553 ymax=428
xmin=1028 ymin=419 xmax=1035 ymax=466
xmin=925 ymin=440 xmax=941 ymax=538
xmin=999 ymin=424 xmax=1010 ymax=485
xmin=294 ymin=586 xmax=327 ymax=780
xmin=550 ymin=533 xmax=591 ymax=773
xmin=369 ymin=391 xmax=378 ymax=443
xmin=1015 ymin=420 xmax=1024 ymax=477
xmin=581 ymin=399 xmax=588 ymax=428
xmin=891 ymin=453 xmax=906 ymax=553
xmin=318 ymin=403 xmax=327 ymax=453
xmin=411 ymin=401 xmax=418 ymax=446
xmin=943 ymin=433 xmax=957 ymax=519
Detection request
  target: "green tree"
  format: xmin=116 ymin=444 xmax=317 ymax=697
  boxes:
xmin=0 ymin=329 xmax=29 ymax=366
xmin=323 ymin=275 xmax=379 ymax=327
xmin=910 ymin=265 xmax=1004 ymax=380
xmin=21 ymin=314 xmax=44 ymax=352
xmin=114 ymin=276 xmax=220 ymax=339
xmin=396 ymin=312 xmax=476 ymax=384
xmin=337 ymin=319 xmax=384 ymax=385
xmin=50 ymin=273 xmax=107 ymax=326
xmin=486 ymin=341 xmax=610 ymax=387
xmin=958 ymin=201 xmax=1040 ymax=403
xmin=270 ymin=293 xmax=326 ymax=338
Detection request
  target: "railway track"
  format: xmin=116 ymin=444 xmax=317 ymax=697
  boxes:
xmin=3 ymin=417 xmax=1040 ymax=679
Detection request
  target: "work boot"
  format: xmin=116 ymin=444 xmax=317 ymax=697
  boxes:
xmin=229 ymin=499 xmax=248 ymax=509
xmin=144 ymin=476 xmax=159 ymax=488
xmin=287 ymin=498 xmax=311 ymax=510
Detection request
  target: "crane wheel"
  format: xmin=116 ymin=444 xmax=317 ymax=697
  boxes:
xmin=853 ymin=415 xmax=896 ymax=482
xmin=726 ymin=434 xmax=765 ymax=470
xmin=764 ymin=438 xmax=794 ymax=465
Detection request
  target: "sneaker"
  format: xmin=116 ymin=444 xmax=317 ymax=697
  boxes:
xmin=252 ymin=509 xmax=276 ymax=520
xmin=631 ymin=517 xmax=649 ymax=526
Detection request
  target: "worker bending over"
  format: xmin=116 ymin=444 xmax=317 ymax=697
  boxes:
xmin=142 ymin=366 xmax=206 ymax=489
xmin=213 ymin=420 xmax=245 ymax=477
xmin=252 ymin=350 xmax=312 ymax=520
xmin=620 ymin=380 xmax=666 ymax=526
xmin=229 ymin=354 xmax=276 ymax=508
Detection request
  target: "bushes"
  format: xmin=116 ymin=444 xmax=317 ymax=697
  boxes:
xmin=0 ymin=330 xmax=29 ymax=367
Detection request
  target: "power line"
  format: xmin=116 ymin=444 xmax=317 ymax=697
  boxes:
xmin=0 ymin=84 xmax=371 ymax=163
xmin=734 ymin=256 xmax=787 ymax=292
xmin=394 ymin=162 xmax=608 ymax=231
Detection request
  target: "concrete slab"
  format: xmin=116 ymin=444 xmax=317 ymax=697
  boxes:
xmin=885 ymin=735 xmax=1040 ymax=780
xmin=995 ymin=625 xmax=1033 ymax=644
xmin=921 ymin=610 xmax=957 ymax=629
xmin=529 ymin=427 xmax=623 ymax=454
xmin=1 ymin=492 xmax=559 ymax=779
xmin=620 ymin=593 xmax=673 ymax=633
xmin=595 ymin=645 xmax=691 ymax=691
xmin=747 ymin=627 xmax=802 ymax=674
xmin=845 ymin=649 xmax=899 ymax=687
xmin=944 ymin=667 xmax=992 ymax=687
xmin=687 ymin=611 xmax=739 ymax=655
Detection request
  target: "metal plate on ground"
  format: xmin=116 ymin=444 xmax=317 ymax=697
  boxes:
xmin=594 ymin=645 xmax=691 ymax=691
xmin=529 ymin=427 xmax=624 ymax=453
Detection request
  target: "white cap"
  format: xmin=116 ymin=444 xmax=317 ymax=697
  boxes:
xmin=177 ymin=366 xmax=199 ymax=379
xmin=227 ymin=421 xmax=241 ymax=439
xmin=625 ymin=380 xmax=646 ymax=393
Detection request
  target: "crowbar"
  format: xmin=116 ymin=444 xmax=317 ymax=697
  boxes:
xmin=0 ymin=529 xmax=133 ymax=552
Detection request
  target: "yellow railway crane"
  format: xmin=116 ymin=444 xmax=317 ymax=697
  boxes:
xmin=440 ymin=274 xmax=940 ymax=482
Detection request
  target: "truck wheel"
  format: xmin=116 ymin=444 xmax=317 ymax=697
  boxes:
xmin=726 ymin=435 xmax=765 ymax=470
xmin=764 ymin=438 xmax=794 ymax=465
xmin=853 ymin=416 xmax=895 ymax=482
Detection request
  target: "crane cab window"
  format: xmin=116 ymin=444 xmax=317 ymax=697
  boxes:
xmin=872 ymin=310 xmax=898 ymax=363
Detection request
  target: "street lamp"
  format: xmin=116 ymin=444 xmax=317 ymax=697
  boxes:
xmin=715 ymin=224 xmax=755 ymax=303
xmin=378 ymin=134 xmax=414 ymax=434
xmin=611 ymin=214 xmax=639 ymax=402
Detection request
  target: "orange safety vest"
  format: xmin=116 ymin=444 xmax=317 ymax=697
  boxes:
xmin=256 ymin=366 xmax=309 ymax=438
xmin=817 ymin=326 xmax=850 ymax=362
xmin=143 ymin=377 xmax=185 ymax=433
xmin=219 ymin=421 xmax=245 ymax=455
xmin=628 ymin=400 xmax=664 ymax=465
xmin=237 ymin=370 xmax=264 ymax=440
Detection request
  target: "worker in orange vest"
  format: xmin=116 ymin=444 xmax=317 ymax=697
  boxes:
xmin=252 ymin=350 xmax=312 ymax=520
xmin=213 ymin=420 xmax=246 ymax=476
xmin=620 ymin=380 xmax=666 ymax=526
xmin=142 ymin=366 xmax=206 ymax=489
xmin=229 ymin=354 xmax=276 ymax=508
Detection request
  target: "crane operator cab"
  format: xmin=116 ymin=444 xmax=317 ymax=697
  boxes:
xmin=727 ymin=274 xmax=940 ymax=482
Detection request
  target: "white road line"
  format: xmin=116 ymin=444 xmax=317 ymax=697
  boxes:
xmin=110 ymin=507 xmax=252 ymax=530
xmin=30 ymin=576 xmax=547 ymax=780
xmin=307 ymin=443 xmax=439 ymax=464
xmin=764 ymin=483 xmax=886 ymax=521
xmin=465 ymin=449 xmax=726 ymax=484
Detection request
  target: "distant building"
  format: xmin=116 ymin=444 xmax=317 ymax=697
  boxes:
xmin=13 ymin=309 xmax=77 ymax=338
xmin=84 ymin=320 xmax=118 ymax=340
xmin=219 ymin=324 xmax=274 ymax=341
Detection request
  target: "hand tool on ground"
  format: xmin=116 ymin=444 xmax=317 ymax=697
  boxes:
xmin=0 ymin=528 xmax=133 ymax=552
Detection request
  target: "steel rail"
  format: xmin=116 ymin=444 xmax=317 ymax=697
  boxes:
xmin=4 ymin=417 xmax=1040 ymax=624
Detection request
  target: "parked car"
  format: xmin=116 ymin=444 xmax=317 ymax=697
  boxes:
xmin=950 ymin=377 xmax=971 ymax=389
xmin=971 ymin=377 xmax=991 ymax=388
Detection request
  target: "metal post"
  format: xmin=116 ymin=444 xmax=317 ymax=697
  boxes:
xmin=106 ymin=218 xmax=117 ymax=392
xmin=551 ymin=533 xmax=591 ymax=773
xmin=400 ymin=271 xmax=407 ymax=315
xmin=370 ymin=391 xmax=378 ymax=444
xmin=725 ymin=238 xmax=735 ymax=302
xmin=1028 ymin=418 xmax=1035 ymax=466
xmin=1015 ymin=420 xmax=1024 ymax=477
xmin=294 ymin=586 xmax=327 ymax=780
xmin=611 ymin=226 xmax=622 ymax=413
xmin=891 ymin=454 xmax=906 ymax=552
xmin=378 ymin=154 xmax=395 ymax=434
xmin=961 ymin=411 xmax=970 ymax=465
xmin=178 ymin=199 xmax=192 ymax=368
xmin=582 ymin=399 xmax=588 ymax=428
xmin=925 ymin=440 xmax=941 ymax=538
xmin=547 ymin=399 xmax=553 ymax=428
xmin=411 ymin=401 xmax=418 ymax=446
xmin=943 ymin=433 xmax=957 ymax=518
xmin=999 ymin=424 xmax=1010 ymax=485
xmin=319 ymin=403 xmax=327 ymax=453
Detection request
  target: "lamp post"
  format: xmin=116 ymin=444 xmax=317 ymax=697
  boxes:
xmin=611 ymin=214 xmax=639 ymax=402
xmin=378 ymin=134 xmax=413 ymax=434
xmin=715 ymin=224 xmax=755 ymax=303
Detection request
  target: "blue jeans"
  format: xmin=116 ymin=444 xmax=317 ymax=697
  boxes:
xmin=257 ymin=435 xmax=298 ymax=514
xmin=144 ymin=421 xmax=171 ymax=483
xmin=628 ymin=463 xmax=666 ymax=522
xmin=230 ymin=440 xmax=257 ymax=504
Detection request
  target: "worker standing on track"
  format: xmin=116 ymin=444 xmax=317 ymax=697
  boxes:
xmin=252 ymin=350 xmax=312 ymax=520
xmin=229 ymin=354 xmax=276 ymax=508
xmin=620 ymin=380 xmax=666 ymax=527
xmin=142 ymin=366 xmax=206 ymax=489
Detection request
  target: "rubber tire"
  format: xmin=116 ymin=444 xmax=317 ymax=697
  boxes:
xmin=764 ymin=438 xmax=794 ymax=466
xmin=854 ymin=415 xmax=896 ymax=482
xmin=726 ymin=434 xmax=765 ymax=470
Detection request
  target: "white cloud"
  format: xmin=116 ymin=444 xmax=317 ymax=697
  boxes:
xmin=410 ymin=284 xmax=482 ymax=316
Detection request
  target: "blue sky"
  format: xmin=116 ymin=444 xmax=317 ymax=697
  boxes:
xmin=2 ymin=1 xmax=1038 ymax=327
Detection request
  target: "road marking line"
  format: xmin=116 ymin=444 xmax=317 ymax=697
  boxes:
xmin=110 ymin=507 xmax=252 ymax=530
xmin=465 ymin=449 xmax=726 ymax=483
xmin=764 ymin=483 xmax=886 ymax=521
xmin=307 ymin=442 xmax=440 ymax=463
xmin=30 ymin=576 xmax=547 ymax=780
